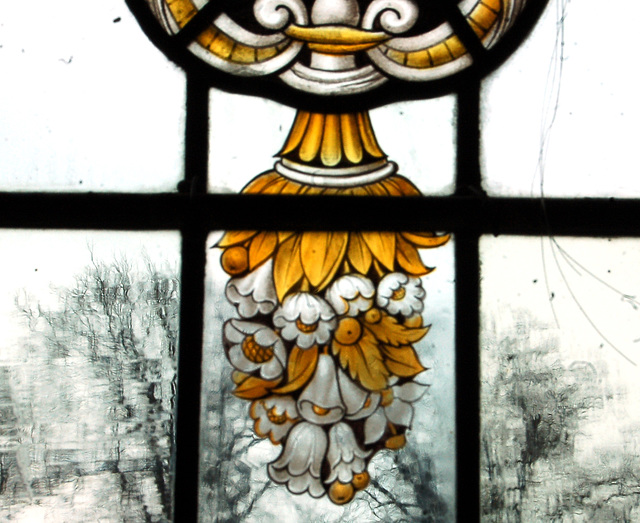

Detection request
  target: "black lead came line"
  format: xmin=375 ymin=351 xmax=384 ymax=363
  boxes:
xmin=173 ymin=73 xmax=211 ymax=522
xmin=175 ymin=0 xmax=227 ymax=47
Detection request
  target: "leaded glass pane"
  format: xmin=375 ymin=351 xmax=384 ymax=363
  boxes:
xmin=0 ymin=231 xmax=180 ymax=520
xmin=481 ymin=235 xmax=640 ymax=520
xmin=481 ymin=0 xmax=640 ymax=198
xmin=201 ymin=230 xmax=456 ymax=521
xmin=0 ymin=0 xmax=185 ymax=192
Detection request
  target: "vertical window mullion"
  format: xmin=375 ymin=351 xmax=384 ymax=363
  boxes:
xmin=455 ymin=230 xmax=481 ymax=522
xmin=173 ymin=73 xmax=210 ymax=521
xmin=455 ymin=82 xmax=482 ymax=521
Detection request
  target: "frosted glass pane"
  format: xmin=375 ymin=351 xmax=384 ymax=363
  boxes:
xmin=208 ymin=91 xmax=456 ymax=196
xmin=0 ymin=231 xmax=180 ymax=521
xmin=0 ymin=1 xmax=185 ymax=192
xmin=201 ymin=230 xmax=455 ymax=521
xmin=481 ymin=236 xmax=640 ymax=520
xmin=481 ymin=0 xmax=640 ymax=198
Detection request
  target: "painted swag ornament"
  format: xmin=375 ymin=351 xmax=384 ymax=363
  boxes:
xmin=131 ymin=0 xmax=539 ymax=506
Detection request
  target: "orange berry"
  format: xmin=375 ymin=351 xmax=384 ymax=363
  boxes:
xmin=221 ymin=246 xmax=248 ymax=275
xmin=329 ymin=481 xmax=355 ymax=505
xmin=364 ymin=308 xmax=382 ymax=324
xmin=334 ymin=317 xmax=362 ymax=345
xmin=352 ymin=472 xmax=370 ymax=491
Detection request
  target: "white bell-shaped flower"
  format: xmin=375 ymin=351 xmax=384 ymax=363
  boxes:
xmin=226 ymin=258 xmax=278 ymax=318
xmin=376 ymin=272 xmax=425 ymax=317
xmin=268 ymin=421 xmax=327 ymax=498
xmin=337 ymin=368 xmax=380 ymax=420
xmin=364 ymin=380 xmax=428 ymax=445
xmin=251 ymin=395 xmax=299 ymax=444
xmin=298 ymin=354 xmax=346 ymax=425
xmin=325 ymin=274 xmax=375 ymax=317
xmin=273 ymin=292 xmax=337 ymax=349
xmin=325 ymin=422 xmax=371 ymax=484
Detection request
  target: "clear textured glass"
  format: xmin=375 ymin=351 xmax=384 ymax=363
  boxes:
xmin=0 ymin=231 xmax=180 ymax=521
xmin=0 ymin=0 xmax=185 ymax=192
xmin=201 ymin=230 xmax=456 ymax=521
xmin=481 ymin=235 xmax=640 ymax=520
xmin=481 ymin=0 xmax=640 ymax=198
xmin=208 ymin=90 xmax=456 ymax=196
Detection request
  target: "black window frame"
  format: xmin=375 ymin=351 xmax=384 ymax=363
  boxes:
xmin=3 ymin=1 xmax=639 ymax=520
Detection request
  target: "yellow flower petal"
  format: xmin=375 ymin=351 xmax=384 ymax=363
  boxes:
xmin=273 ymin=345 xmax=318 ymax=394
xmin=347 ymin=233 xmax=373 ymax=275
xmin=217 ymin=230 xmax=257 ymax=248
xmin=248 ymin=231 xmax=278 ymax=270
xmin=381 ymin=344 xmax=426 ymax=378
xmin=401 ymin=232 xmax=451 ymax=248
xmin=366 ymin=312 xmax=429 ymax=347
xmin=274 ymin=235 xmax=304 ymax=302
xmin=360 ymin=232 xmax=396 ymax=271
xmin=234 ymin=375 xmax=281 ymax=399
xmin=396 ymin=234 xmax=431 ymax=276
xmin=300 ymin=231 xmax=349 ymax=289
xmin=242 ymin=171 xmax=282 ymax=194
xmin=332 ymin=327 xmax=389 ymax=391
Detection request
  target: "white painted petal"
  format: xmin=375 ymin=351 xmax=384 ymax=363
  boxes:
xmin=270 ymin=337 xmax=287 ymax=367
xmin=298 ymin=355 xmax=345 ymax=424
xmin=260 ymin=357 xmax=283 ymax=380
xmin=394 ymin=381 xmax=427 ymax=403
xmin=296 ymin=332 xmax=315 ymax=349
xmin=271 ymin=422 xmax=327 ymax=477
xmin=223 ymin=320 xmax=244 ymax=344
xmin=364 ymin=407 xmax=387 ymax=445
xmin=337 ymin=369 xmax=368 ymax=415
xmin=228 ymin=344 xmax=260 ymax=373
xmin=226 ymin=259 xmax=278 ymax=318
xmin=325 ymin=275 xmax=375 ymax=316
xmin=230 ymin=319 xmax=261 ymax=336
xmin=313 ymin=320 xmax=336 ymax=345
xmin=386 ymin=400 xmax=414 ymax=427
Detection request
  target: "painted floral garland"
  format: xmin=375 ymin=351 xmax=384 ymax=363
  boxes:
xmin=217 ymin=110 xmax=449 ymax=505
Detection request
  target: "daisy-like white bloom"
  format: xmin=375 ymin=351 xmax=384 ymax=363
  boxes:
xmin=376 ymin=273 xmax=426 ymax=317
xmin=268 ymin=421 xmax=327 ymax=498
xmin=325 ymin=422 xmax=371 ymax=485
xmin=363 ymin=379 xmax=428 ymax=445
xmin=250 ymin=395 xmax=299 ymax=444
xmin=224 ymin=319 xmax=286 ymax=380
xmin=273 ymin=292 xmax=337 ymax=349
xmin=298 ymin=354 xmax=346 ymax=425
xmin=226 ymin=258 xmax=278 ymax=318
xmin=324 ymin=275 xmax=375 ymax=317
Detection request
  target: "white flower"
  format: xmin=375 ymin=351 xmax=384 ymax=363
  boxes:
xmin=298 ymin=354 xmax=346 ymax=425
xmin=251 ymin=395 xmax=299 ymax=444
xmin=273 ymin=292 xmax=337 ymax=349
xmin=268 ymin=421 xmax=327 ymax=498
xmin=325 ymin=423 xmax=371 ymax=484
xmin=226 ymin=259 xmax=278 ymax=318
xmin=363 ymin=380 xmax=428 ymax=445
xmin=224 ymin=319 xmax=286 ymax=380
xmin=325 ymin=275 xmax=375 ymax=317
xmin=376 ymin=273 xmax=425 ymax=317
xmin=337 ymin=368 xmax=380 ymax=420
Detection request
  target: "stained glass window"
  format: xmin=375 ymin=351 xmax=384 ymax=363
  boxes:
xmin=4 ymin=0 xmax=639 ymax=521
